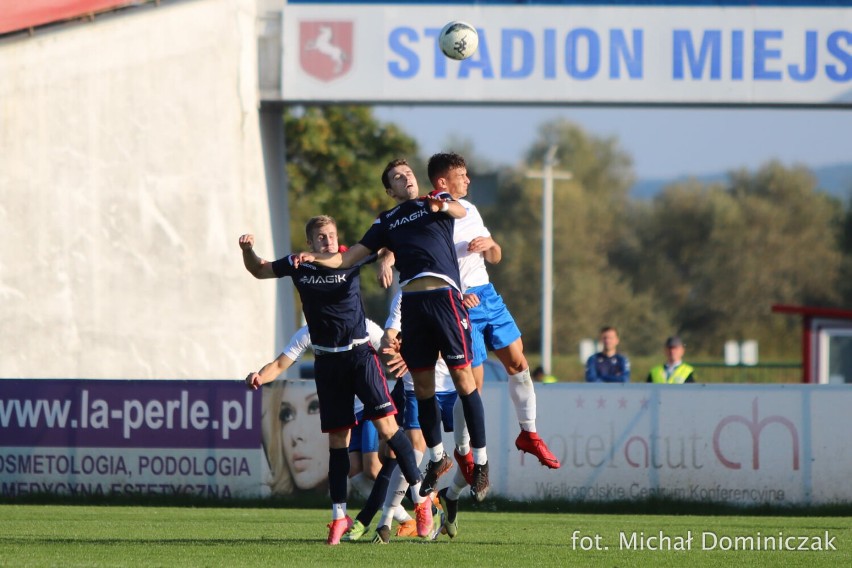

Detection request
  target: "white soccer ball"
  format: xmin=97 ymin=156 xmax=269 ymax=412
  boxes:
xmin=439 ymin=21 xmax=479 ymax=61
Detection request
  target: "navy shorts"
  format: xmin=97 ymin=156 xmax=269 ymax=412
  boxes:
xmin=349 ymin=410 xmax=380 ymax=453
xmin=400 ymin=288 xmax=473 ymax=371
xmin=313 ymin=343 xmax=397 ymax=433
xmin=403 ymin=389 xmax=458 ymax=432
xmin=467 ymin=283 xmax=522 ymax=366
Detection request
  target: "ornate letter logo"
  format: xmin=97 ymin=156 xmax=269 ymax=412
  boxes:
xmin=300 ymin=21 xmax=353 ymax=81
xmin=712 ymin=398 xmax=800 ymax=470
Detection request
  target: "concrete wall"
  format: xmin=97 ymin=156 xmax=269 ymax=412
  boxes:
xmin=0 ymin=0 xmax=283 ymax=379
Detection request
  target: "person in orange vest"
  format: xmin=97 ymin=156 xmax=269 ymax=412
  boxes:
xmin=646 ymin=336 xmax=696 ymax=384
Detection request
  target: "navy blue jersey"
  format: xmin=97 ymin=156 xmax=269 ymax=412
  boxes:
xmin=272 ymin=257 xmax=367 ymax=348
xmin=585 ymin=352 xmax=631 ymax=383
xmin=359 ymin=195 xmax=462 ymax=289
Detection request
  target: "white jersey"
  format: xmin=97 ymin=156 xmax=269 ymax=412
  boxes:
xmin=281 ymin=319 xmax=385 ymax=415
xmin=385 ymin=291 xmax=456 ymax=394
xmin=453 ymin=198 xmax=492 ymax=290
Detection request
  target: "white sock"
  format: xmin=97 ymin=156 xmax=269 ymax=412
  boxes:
xmin=452 ymin=395 xmax=470 ymax=450
xmin=393 ymin=506 xmax=412 ymax=523
xmin=332 ymin=502 xmax=347 ymax=520
xmin=510 ymin=368 xmax=537 ymax=432
xmin=472 ymin=447 xmax=488 ymax=465
xmin=379 ymin=454 xmax=425 ymax=528
xmin=379 ymin=465 xmax=406 ymax=528
xmin=411 ymin=449 xmax=424 ymax=498
xmin=447 ymin=468 xmax=467 ymax=500
xmin=428 ymin=443 xmax=445 ymax=463
xmin=349 ymin=472 xmax=374 ymax=499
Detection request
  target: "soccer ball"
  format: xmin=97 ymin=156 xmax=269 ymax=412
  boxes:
xmin=438 ymin=21 xmax=479 ymax=61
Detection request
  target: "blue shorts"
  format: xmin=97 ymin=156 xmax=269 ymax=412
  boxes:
xmin=400 ymin=288 xmax=473 ymax=371
xmin=403 ymin=389 xmax=458 ymax=432
xmin=349 ymin=410 xmax=379 ymax=453
xmin=466 ymin=283 xmax=522 ymax=367
xmin=313 ymin=343 xmax=396 ymax=433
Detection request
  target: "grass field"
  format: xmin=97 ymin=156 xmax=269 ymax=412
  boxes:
xmin=1 ymin=505 xmax=848 ymax=567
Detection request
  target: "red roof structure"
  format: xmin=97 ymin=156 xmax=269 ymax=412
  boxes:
xmin=0 ymin=1 xmax=138 ymax=36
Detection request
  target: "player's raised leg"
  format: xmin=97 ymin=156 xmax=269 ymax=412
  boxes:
xmin=495 ymin=339 xmax=560 ymax=469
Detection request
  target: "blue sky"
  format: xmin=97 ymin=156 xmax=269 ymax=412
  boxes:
xmin=374 ymin=106 xmax=852 ymax=180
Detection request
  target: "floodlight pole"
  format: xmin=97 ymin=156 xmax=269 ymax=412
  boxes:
xmin=527 ymin=146 xmax=572 ymax=375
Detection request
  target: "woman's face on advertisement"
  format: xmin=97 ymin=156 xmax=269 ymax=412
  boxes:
xmin=279 ymin=382 xmax=326 ymax=490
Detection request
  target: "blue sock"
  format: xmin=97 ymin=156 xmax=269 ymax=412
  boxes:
xmin=416 ymin=396 xmax=442 ymax=448
xmin=460 ymin=390 xmax=487 ymax=449
xmin=386 ymin=428 xmax=422 ymax=486
xmin=357 ymin=458 xmax=396 ymax=527
xmin=329 ymin=447 xmax=350 ymax=505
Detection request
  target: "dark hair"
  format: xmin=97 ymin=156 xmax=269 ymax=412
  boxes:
xmin=600 ymin=326 xmax=618 ymax=336
xmin=305 ymin=215 xmax=336 ymax=241
xmin=381 ymin=158 xmax=411 ymax=189
xmin=427 ymin=152 xmax=467 ymax=186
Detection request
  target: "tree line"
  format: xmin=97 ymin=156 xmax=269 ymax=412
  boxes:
xmin=283 ymin=106 xmax=847 ymax=360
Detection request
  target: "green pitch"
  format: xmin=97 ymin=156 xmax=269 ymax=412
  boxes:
xmin=0 ymin=505 xmax=848 ymax=567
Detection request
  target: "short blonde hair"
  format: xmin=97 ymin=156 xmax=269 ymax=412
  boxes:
xmin=305 ymin=215 xmax=337 ymax=241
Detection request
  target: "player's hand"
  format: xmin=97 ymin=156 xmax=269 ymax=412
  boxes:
xmin=382 ymin=348 xmax=408 ymax=378
xmin=426 ymin=196 xmax=447 ymax=213
xmin=292 ymin=252 xmax=315 ymax=268
xmin=244 ymin=372 xmax=262 ymax=390
xmin=467 ymin=236 xmax=493 ymax=253
xmin=377 ymin=255 xmax=394 ymax=289
xmin=380 ymin=335 xmax=407 ymax=377
xmin=463 ymin=293 xmax=480 ymax=309
xmin=239 ymin=234 xmax=255 ymax=250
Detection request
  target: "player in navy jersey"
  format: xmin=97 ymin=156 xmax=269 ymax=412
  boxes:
xmin=376 ymin=152 xmax=560 ymax=538
xmin=293 ymin=159 xmax=491 ymax=503
xmin=239 ymin=215 xmax=433 ymax=545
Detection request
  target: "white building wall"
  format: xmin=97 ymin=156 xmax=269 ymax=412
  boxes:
xmin=0 ymin=0 xmax=279 ymax=379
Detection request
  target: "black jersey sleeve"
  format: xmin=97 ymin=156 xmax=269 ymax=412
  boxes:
xmin=271 ymin=256 xmax=296 ymax=279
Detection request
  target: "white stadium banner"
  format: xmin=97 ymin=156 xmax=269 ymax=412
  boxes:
xmin=482 ymin=383 xmax=852 ymax=506
xmin=3 ymin=380 xmax=852 ymax=504
xmin=281 ymin=5 xmax=852 ymax=105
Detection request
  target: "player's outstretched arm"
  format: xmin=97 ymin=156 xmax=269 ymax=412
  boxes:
xmin=244 ymin=353 xmax=295 ymax=390
xmin=427 ymin=196 xmax=466 ymax=218
xmin=297 ymin=243 xmax=372 ymax=269
xmin=239 ymin=234 xmax=276 ymax=279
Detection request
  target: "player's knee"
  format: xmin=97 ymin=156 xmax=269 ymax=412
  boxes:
xmin=372 ymin=415 xmax=398 ymax=440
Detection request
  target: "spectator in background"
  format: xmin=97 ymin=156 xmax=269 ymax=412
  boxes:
xmin=585 ymin=326 xmax=631 ymax=383
xmin=531 ymin=366 xmax=558 ymax=383
xmin=647 ymin=336 xmax=696 ymax=384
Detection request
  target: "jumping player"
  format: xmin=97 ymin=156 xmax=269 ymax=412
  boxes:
xmin=293 ymin=160 xmax=490 ymax=503
xmin=239 ymin=215 xmax=432 ymax=545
